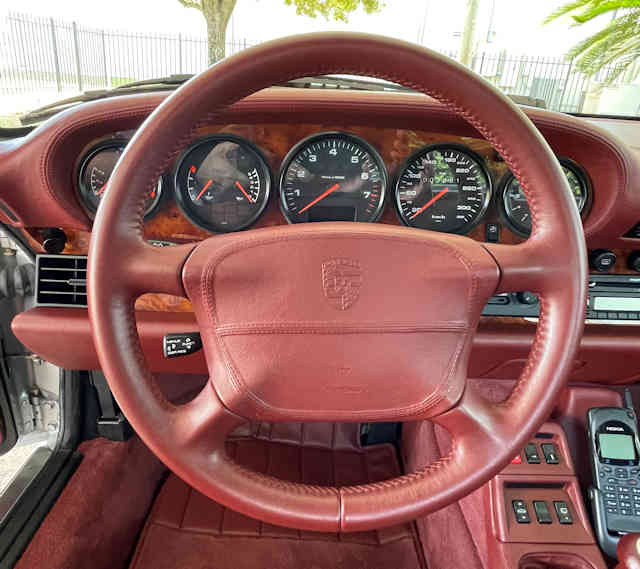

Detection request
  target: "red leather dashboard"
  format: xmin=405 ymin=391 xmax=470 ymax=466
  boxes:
xmin=1 ymin=89 xmax=639 ymax=246
xmin=2 ymin=87 xmax=640 ymax=382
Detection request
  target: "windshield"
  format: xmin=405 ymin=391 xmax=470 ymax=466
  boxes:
xmin=1 ymin=0 xmax=639 ymax=128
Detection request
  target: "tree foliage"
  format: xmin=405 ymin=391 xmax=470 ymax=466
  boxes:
xmin=283 ymin=0 xmax=381 ymax=22
xmin=545 ymin=0 xmax=640 ymax=83
xmin=178 ymin=0 xmax=382 ymax=65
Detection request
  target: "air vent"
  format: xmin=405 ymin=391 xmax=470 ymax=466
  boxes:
xmin=35 ymin=255 xmax=87 ymax=307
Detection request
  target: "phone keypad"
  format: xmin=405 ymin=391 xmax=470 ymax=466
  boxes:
xmin=603 ymin=477 xmax=640 ymax=516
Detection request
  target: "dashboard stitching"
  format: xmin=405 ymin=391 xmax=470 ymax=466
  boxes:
xmin=41 ymin=104 xmax=158 ymax=220
xmin=533 ymin=119 xmax=630 ymax=238
xmin=215 ymin=322 xmax=468 ymax=334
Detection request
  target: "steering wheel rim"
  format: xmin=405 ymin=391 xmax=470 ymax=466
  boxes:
xmin=88 ymin=32 xmax=587 ymax=532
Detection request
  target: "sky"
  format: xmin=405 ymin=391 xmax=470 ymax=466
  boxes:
xmin=3 ymin=0 xmax=605 ymax=58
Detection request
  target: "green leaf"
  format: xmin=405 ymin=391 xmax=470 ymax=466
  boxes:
xmin=544 ymin=0 xmax=593 ymax=24
xmin=572 ymin=0 xmax=640 ymax=23
xmin=545 ymin=0 xmax=640 ymax=84
xmin=283 ymin=0 xmax=382 ymax=22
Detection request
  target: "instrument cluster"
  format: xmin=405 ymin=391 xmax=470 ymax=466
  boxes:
xmin=76 ymin=131 xmax=591 ymax=238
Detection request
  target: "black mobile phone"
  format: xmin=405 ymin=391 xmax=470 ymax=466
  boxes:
xmin=588 ymin=399 xmax=640 ymax=559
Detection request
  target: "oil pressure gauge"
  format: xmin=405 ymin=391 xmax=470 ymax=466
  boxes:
xmin=175 ymin=135 xmax=271 ymax=233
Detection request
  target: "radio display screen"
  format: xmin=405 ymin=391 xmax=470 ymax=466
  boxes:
xmin=599 ymin=433 xmax=636 ymax=460
xmin=594 ymin=297 xmax=640 ymax=312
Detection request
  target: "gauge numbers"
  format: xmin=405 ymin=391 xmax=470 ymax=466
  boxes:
xmin=395 ymin=145 xmax=492 ymax=233
xmin=78 ymin=142 xmax=162 ymax=218
xmin=502 ymin=160 xmax=589 ymax=236
xmin=174 ymin=135 xmax=271 ymax=233
xmin=279 ymin=133 xmax=386 ymax=223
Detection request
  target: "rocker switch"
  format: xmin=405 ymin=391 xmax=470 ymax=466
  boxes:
xmin=533 ymin=501 xmax=553 ymax=524
xmin=163 ymin=333 xmax=202 ymax=358
xmin=541 ymin=443 xmax=560 ymax=464
xmin=524 ymin=443 xmax=541 ymax=464
xmin=512 ymin=500 xmax=530 ymax=523
xmin=553 ymin=501 xmax=573 ymax=524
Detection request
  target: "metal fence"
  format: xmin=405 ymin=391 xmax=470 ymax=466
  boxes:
xmin=0 ymin=11 xmax=636 ymax=116
xmin=469 ymin=51 xmax=632 ymax=114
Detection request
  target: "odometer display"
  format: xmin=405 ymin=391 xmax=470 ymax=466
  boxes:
xmin=395 ymin=145 xmax=492 ymax=233
xmin=279 ymin=133 xmax=386 ymax=223
xmin=502 ymin=160 xmax=589 ymax=236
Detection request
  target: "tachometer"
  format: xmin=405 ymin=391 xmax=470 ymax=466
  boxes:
xmin=279 ymin=132 xmax=386 ymax=223
xmin=174 ymin=135 xmax=271 ymax=233
xmin=501 ymin=159 xmax=590 ymax=236
xmin=78 ymin=141 xmax=163 ymax=218
xmin=395 ymin=144 xmax=492 ymax=233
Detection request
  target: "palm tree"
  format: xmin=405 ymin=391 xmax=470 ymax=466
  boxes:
xmin=545 ymin=0 xmax=640 ymax=84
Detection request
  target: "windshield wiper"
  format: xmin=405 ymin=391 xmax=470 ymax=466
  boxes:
xmin=19 ymin=74 xmax=195 ymax=126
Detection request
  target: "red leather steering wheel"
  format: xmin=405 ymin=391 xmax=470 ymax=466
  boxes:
xmin=88 ymin=33 xmax=587 ymax=532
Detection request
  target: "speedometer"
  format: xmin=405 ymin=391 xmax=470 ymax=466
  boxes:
xmin=279 ymin=132 xmax=386 ymax=223
xmin=394 ymin=145 xmax=492 ymax=234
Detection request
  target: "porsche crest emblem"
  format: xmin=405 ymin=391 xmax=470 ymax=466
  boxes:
xmin=321 ymin=258 xmax=362 ymax=310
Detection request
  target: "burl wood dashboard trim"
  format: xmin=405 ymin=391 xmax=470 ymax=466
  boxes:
xmin=3 ymin=88 xmax=640 ymax=315
xmin=1 ymin=87 xmax=638 ymax=243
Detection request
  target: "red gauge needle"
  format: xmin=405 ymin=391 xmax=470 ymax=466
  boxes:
xmin=97 ymin=184 xmax=107 ymax=195
xmin=298 ymin=183 xmax=340 ymax=214
xmin=195 ymin=179 xmax=213 ymax=201
xmin=234 ymin=180 xmax=254 ymax=204
xmin=409 ymin=187 xmax=450 ymax=220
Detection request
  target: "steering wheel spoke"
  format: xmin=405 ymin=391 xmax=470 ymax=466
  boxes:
xmin=120 ymin=241 xmax=197 ymax=298
xmin=483 ymin=240 xmax=572 ymax=295
xmin=432 ymin=384 xmax=511 ymax=453
xmin=173 ymin=382 xmax=245 ymax=452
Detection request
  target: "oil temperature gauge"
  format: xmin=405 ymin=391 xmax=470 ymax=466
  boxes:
xmin=174 ymin=135 xmax=271 ymax=233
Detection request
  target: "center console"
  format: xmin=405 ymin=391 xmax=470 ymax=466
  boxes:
xmin=486 ymin=422 xmax=608 ymax=569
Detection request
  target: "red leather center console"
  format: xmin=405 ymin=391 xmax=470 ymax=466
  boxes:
xmin=487 ymin=422 xmax=607 ymax=568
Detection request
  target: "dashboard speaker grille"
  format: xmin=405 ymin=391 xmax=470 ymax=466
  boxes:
xmin=35 ymin=255 xmax=87 ymax=307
